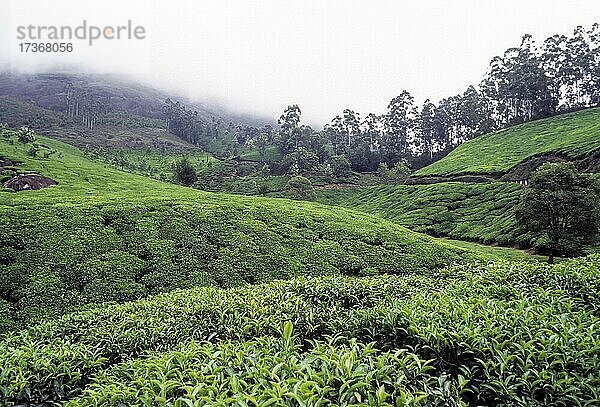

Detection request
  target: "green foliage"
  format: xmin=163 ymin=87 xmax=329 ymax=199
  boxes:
xmin=378 ymin=160 xmax=412 ymax=182
xmin=417 ymin=108 xmax=600 ymax=176
xmin=284 ymin=175 xmax=316 ymax=201
xmin=65 ymin=333 xmax=446 ymax=406
xmin=0 ymin=198 xmax=462 ymax=330
xmin=0 ymin=132 xmax=465 ymax=331
xmin=1 ymin=121 xmax=599 ymax=407
xmin=17 ymin=127 xmax=35 ymax=144
xmin=316 ymin=182 xmax=528 ymax=246
xmin=438 ymin=238 xmax=547 ymax=262
xmin=0 ymin=94 xmax=204 ymax=155
xmin=516 ymin=162 xmax=600 ymax=260
xmin=172 ymin=156 xmax=198 ymax=186
xmin=282 ymin=147 xmax=320 ymax=174
xmin=0 ymin=123 xmax=9 ymax=139
xmin=26 ymin=143 xmax=40 ymax=157
xmin=329 ymin=154 xmax=352 ymax=178
xmin=90 ymin=149 xmax=217 ymax=179
xmin=393 ymin=159 xmax=412 ymax=177
xmin=0 ymin=257 xmax=598 ymax=405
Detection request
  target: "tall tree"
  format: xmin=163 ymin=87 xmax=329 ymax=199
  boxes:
xmin=342 ymin=109 xmax=361 ymax=150
xmin=383 ymin=90 xmax=415 ymax=163
xmin=516 ymin=163 xmax=600 ymax=263
xmin=277 ymin=105 xmax=302 ymax=154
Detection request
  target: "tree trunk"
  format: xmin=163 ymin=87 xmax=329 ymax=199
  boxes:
xmin=548 ymin=251 xmax=555 ymax=264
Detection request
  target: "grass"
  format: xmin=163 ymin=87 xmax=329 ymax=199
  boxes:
xmin=416 ymin=108 xmax=600 ymax=176
xmin=0 ymin=130 xmax=468 ymax=331
xmin=315 ymin=183 xmax=530 ymax=247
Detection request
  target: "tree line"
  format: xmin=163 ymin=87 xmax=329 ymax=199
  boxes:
xmin=259 ymin=24 xmax=600 ymax=174
xmin=161 ymin=24 xmax=600 ymax=175
xmin=163 ymin=99 xmax=222 ymax=148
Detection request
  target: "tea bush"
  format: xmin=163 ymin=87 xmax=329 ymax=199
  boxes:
xmin=416 ymin=107 xmax=600 ymax=176
xmin=1 ymin=125 xmax=599 ymax=406
xmin=316 ymin=182 xmax=529 ymax=246
xmin=1 ymin=257 xmax=598 ymax=406
xmin=65 ymin=326 xmax=461 ymax=406
xmin=0 ymin=199 xmax=465 ymax=330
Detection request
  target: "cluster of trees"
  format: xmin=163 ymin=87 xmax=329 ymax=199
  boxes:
xmin=483 ymin=26 xmax=600 ymax=126
xmin=163 ymin=99 xmax=220 ymax=148
xmin=64 ymin=82 xmax=111 ymax=129
xmin=226 ymin=24 xmax=600 ymax=175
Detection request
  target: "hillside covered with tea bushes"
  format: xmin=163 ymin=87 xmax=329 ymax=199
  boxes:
xmin=314 ymin=109 xmax=600 ymax=249
xmin=316 ymin=182 xmax=530 ymax=246
xmin=2 ymin=121 xmax=599 ymax=406
xmin=416 ymin=108 xmax=600 ymax=177
xmin=0 ymin=129 xmax=466 ymax=331
xmin=1 ymin=256 xmax=598 ymax=406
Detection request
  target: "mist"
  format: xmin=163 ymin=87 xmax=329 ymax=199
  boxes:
xmin=1 ymin=0 xmax=599 ymax=127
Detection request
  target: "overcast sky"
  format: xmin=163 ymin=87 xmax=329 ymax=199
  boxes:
xmin=1 ymin=0 xmax=599 ymax=126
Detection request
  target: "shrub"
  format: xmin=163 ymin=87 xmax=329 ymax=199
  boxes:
xmin=329 ymin=155 xmax=352 ymax=178
xmin=0 ymin=197 xmax=464 ymax=331
xmin=65 ymin=326 xmax=452 ymax=406
xmin=172 ymin=157 xmax=197 ymax=186
xmin=1 ymin=257 xmax=599 ymax=406
xmin=26 ymin=144 xmax=40 ymax=157
xmin=17 ymin=127 xmax=36 ymax=144
xmin=284 ymin=175 xmax=315 ymax=200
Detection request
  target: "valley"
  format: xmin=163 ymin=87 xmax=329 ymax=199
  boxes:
xmin=1 ymin=19 xmax=600 ymax=405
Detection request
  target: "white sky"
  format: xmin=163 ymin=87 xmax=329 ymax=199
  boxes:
xmin=1 ymin=0 xmax=599 ymax=126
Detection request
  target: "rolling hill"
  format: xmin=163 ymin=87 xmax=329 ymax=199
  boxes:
xmin=1 ymin=122 xmax=599 ymax=405
xmin=1 ymin=73 xmax=599 ymax=407
xmin=0 ymin=71 xmax=276 ymax=169
xmin=416 ymin=108 xmax=600 ymax=177
xmin=316 ymin=182 xmax=529 ymax=246
xmin=0 ymin=127 xmax=468 ymax=332
xmin=0 ymin=71 xmax=273 ymax=127
xmin=313 ymin=109 xmax=600 ymax=250
xmin=0 ymin=95 xmax=202 ymax=152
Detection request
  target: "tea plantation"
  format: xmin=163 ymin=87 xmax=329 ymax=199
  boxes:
xmin=416 ymin=107 xmax=600 ymax=176
xmin=1 ymin=128 xmax=599 ymax=406
xmin=1 ymin=257 xmax=598 ymax=405
xmin=0 ymin=130 xmax=466 ymax=331
xmin=316 ymin=182 xmax=529 ymax=246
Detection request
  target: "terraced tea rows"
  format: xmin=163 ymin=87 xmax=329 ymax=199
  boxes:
xmin=416 ymin=108 xmax=600 ymax=177
xmin=0 ymin=129 xmax=466 ymax=332
xmin=316 ymin=182 xmax=529 ymax=246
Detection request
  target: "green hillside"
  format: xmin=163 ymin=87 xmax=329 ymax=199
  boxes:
xmin=1 ymin=121 xmax=598 ymax=405
xmin=316 ymin=183 xmax=530 ymax=246
xmin=0 ymin=72 xmax=273 ymax=128
xmin=0 ymin=129 xmax=467 ymax=331
xmin=0 ymin=96 xmax=201 ymax=152
xmin=1 ymin=256 xmax=598 ymax=405
xmin=416 ymin=108 xmax=600 ymax=177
